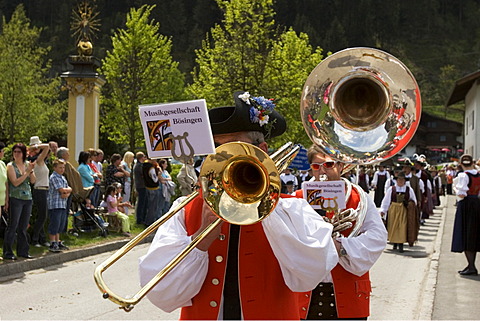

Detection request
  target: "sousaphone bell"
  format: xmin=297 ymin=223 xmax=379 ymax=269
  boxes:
xmin=300 ymin=47 xmax=421 ymax=237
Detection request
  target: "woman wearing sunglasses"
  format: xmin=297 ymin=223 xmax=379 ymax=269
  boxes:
xmin=297 ymin=144 xmax=387 ymax=320
xmin=3 ymin=143 xmax=36 ymax=260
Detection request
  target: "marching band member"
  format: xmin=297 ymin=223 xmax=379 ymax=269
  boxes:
xmin=452 ymin=154 xmax=480 ymax=276
xmin=371 ymin=165 xmax=390 ymax=207
xmin=139 ymin=91 xmax=338 ymax=320
xmin=379 ymin=172 xmax=417 ymax=252
xmin=357 ymin=167 xmax=370 ymax=193
xmin=414 ymin=158 xmax=434 ymax=222
xmin=296 ymin=145 xmax=387 ymax=320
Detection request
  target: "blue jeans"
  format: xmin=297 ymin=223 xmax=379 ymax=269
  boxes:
xmin=91 ymin=184 xmax=101 ymax=207
xmin=135 ymin=188 xmax=148 ymax=224
xmin=32 ymin=189 xmax=48 ymax=244
xmin=3 ymin=197 xmax=32 ymax=257
xmin=145 ymin=188 xmax=162 ymax=226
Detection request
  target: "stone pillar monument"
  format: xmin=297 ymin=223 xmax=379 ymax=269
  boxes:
xmin=61 ymin=57 xmax=105 ymax=163
xmin=61 ymin=1 xmax=104 ymax=164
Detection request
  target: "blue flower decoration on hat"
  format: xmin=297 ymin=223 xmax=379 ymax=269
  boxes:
xmin=238 ymin=92 xmax=277 ymax=137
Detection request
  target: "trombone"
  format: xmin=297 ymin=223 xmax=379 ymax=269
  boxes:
xmin=94 ymin=141 xmax=299 ymax=312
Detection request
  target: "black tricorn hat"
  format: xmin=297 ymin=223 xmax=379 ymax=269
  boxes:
xmin=208 ymin=91 xmax=287 ymax=140
xmin=402 ymin=159 xmax=414 ymax=167
xmin=414 ymin=159 xmax=426 ymax=167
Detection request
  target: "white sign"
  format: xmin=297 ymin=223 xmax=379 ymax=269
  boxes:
xmin=139 ymin=100 xmax=215 ymax=159
xmin=302 ymin=180 xmax=346 ymax=211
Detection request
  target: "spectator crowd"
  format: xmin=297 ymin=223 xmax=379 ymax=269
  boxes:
xmin=0 ymin=136 xmax=187 ymax=260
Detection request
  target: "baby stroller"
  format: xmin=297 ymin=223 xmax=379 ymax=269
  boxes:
xmin=71 ymin=188 xmax=108 ymax=237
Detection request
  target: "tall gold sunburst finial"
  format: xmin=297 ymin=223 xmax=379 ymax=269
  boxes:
xmin=71 ymin=0 xmax=100 ymax=56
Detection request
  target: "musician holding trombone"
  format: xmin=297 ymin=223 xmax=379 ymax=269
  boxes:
xmin=296 ymin=146 xmax=387 ymax=320
xmin=139 ymin=91 xmax=339 ymax=320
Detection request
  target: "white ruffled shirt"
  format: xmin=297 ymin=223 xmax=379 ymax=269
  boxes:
xmin=138 ymin=197 xmax=338 ymax=314
xmin=305 ymin=177 xmax=387 ymax=281
xmin=326 ymin=192 xmax=387 ymax=282
xmin=454 ymin=169 xmax=478 ymax=197
xmin=371 ymin=170 xmax=390 ymax=187
xmin=404 ymin=172 xmax=425 ymax=194
xmin=379 ymin=184 xmax=418 ymax=215
xmin=416 ymin=170 xmax=432 ymax=191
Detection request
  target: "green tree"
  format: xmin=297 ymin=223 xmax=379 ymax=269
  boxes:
xmin=189 ymin=0 xmax=326 ymax=148
xmin=264 ymin=28 xmax=325 ymax=147
xmin=0 ymin=4 xmax=65 ymax=144
xmin=101 ymin=4 xmax=185 ymax=151
xmin=188 ymin=0 xmax=276 ymax=106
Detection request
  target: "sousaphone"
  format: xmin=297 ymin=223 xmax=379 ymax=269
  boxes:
xmin=300 ymin=47 xmax=421 ymax=236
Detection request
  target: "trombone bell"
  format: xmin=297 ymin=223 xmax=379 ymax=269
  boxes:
xmin=201 ymin=142 xmax=280 ymax=225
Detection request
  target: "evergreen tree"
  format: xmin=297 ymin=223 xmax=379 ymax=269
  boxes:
xmin=101 ymin=4 xmax=185 ymax=151
xmin=0 ymin=4 xmax=65 ymax=144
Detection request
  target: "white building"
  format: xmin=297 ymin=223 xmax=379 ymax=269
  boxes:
xmin=446 ymin=70 xmax=480 ymax=159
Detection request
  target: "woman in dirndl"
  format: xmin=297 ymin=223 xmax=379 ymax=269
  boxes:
xmin=380 ymin=172 xmax=417 ymax=253
xmin=451 ymin=154 xmax=480 ymax=276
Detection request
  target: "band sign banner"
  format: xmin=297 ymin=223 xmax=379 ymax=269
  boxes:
xmin=139 ymin=100 xmax=215 ymax=159
xmin=302 ymin=180 xmax=346 ymax=211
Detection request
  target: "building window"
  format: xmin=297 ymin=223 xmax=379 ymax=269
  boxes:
xmin=440 ymin=135 xmax=446 ymax=142
xmin=472 ymin=110 xmax=475 ymax=130
xmin=427 ymin=121 xmax=437 ymax=128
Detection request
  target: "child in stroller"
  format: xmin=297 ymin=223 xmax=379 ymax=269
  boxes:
xmin=103 ymin=184 xmax=132 ymax=237
xmin=71 ymin=188 xmax=108 ymax=237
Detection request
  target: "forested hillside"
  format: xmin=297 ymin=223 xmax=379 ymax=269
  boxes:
xmin=1 ymin=0 xmax=478 ymax=122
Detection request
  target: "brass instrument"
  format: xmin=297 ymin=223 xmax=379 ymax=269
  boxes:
xmin=301 ymin=47 xmax=421 ymax=236
xmin=94 ymin=141 xmax=299 ymax=312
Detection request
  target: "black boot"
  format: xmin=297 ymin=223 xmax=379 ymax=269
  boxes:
xmin=399 ymin=243 xmax=404 ymax=253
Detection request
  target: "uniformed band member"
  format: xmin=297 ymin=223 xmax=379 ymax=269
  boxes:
xmin=371 ymin=165 xmax=390 ymax=207
xmin=379 ymin=172 xmax=418 ymax=252
xmin=296 ymin=145 xmax=387 ymax=320
xmin=402 ymin=160 xmax=423 ymax=211
xmin=414 ymin=159 xmax=434 ymax=221
xmin=451 ymin=154 xmax=480 ymax=276
xmin=139 ymin=91 xmax=338 ymax=320
xmin=357 ymin=167 xmax=370 ymax=193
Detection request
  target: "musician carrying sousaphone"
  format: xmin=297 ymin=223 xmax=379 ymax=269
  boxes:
xmin=296 ymin=47 xmax=421 ymax=319
xmin=138 ymin=91 xmax=339 ymax=320
xmin=295 ymin=145 xmax=387 ymax=320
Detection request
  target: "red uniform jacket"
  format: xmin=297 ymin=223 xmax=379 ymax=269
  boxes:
xmin=295 ymin=188 xmax=371 ymax=319
xmin=180 ymin=195 xmax=302 ymax=320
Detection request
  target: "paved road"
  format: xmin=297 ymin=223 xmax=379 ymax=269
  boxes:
xmin=0 ymin=244 xmax=180 ymax=320
xmin=2 ymin=194 xmax=477 ymax=320
xmin=370 ymin=203 xmax=443 ymax=320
